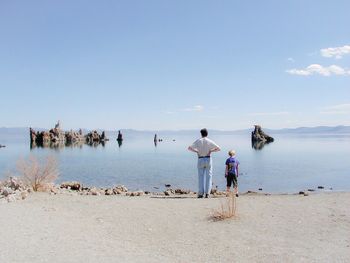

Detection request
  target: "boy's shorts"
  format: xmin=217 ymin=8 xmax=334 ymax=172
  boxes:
xmin=227 ymin=172 xmax=237 ymax=187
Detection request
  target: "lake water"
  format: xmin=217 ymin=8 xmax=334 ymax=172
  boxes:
xmin=0 ymin=133 xmax=349 ymax=193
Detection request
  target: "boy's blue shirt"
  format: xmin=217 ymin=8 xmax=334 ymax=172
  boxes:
xmin=225 ymin=157 xmax=240 ymax=175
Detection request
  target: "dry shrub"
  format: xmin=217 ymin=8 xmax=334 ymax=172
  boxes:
xmin=211 ymin=193 xmax=237 ymax=221
xmin=17 ymin=155 xmax=59 ymax=192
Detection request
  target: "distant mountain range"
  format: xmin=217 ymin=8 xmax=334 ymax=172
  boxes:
xmin=117 ymin=126 xmax=350 ymax=136
xmin=264 ymin=126 xmax=350 ymax=135
xmin=1 ymin=125 xmax=350 ymax=139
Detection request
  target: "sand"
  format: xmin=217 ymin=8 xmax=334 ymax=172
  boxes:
xmin=0 ymin=192 xmax=349 ymax=263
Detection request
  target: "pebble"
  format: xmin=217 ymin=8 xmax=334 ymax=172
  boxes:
xmin=105 ymin=188 xmax=114 ymax=195
xmin=114 ymin=185 xmax=128 ymax=192
xmin=60 ymin=181 xmax=82 ymax=191
xmin=246 ymin=190 xmax=258 ymax=194
xmin=6 ymin=195 xmax=17 ymax=203
xmin=21 ymin=191 xmax=28 ymax=200
xmin=89 ymin=188 xmax=100 ymax=196
xmin=2 ymin=187 xmax=13 ymax=197
xmin=127 ymin=191 xmax=144 ymax=197
xmin=175 ymin=189 xmax=190 ymax=194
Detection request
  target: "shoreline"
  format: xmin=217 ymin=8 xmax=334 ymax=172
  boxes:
xmin=0 ymin=177 xmax=343 ymax=204
xmin=50 ymin=181 xmax=348 ymax=197
xmin=1 ymin=191 xmax=349 ymax=262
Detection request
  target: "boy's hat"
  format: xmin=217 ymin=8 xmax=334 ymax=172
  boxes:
xmin=229 ymin=150 xmax=236 ymax=156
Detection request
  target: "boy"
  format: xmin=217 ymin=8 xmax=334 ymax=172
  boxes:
xmin=225 ymin=150 xmax=240 ymax=197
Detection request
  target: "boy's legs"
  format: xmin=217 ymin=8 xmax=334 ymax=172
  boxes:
xmin=226 ymin=173 xmax=232 ymax=193
xmin=226 ymin=180 xmax=231 ymax=192
xmin=233 ymin=174 xmax=238 ymax=196
xmin=233 ymin=186 xmax=238 ymax=194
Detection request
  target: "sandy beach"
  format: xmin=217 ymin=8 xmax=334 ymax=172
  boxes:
xmin=0 ymin=192 xmax=349 ymax=263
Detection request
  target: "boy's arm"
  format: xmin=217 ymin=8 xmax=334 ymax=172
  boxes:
xmin=236 ymin=164 xmax=239 ymax=176
xmin=225 ymin=165 xmax=228 ymax=177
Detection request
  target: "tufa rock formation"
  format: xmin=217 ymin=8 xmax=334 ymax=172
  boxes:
xmin=85 ymin=130 xmax=109 ymax=144
xmin=251 ymin=125 xmax=274 ymax=150
xmin=30 ymin=121 xmax=83 ymax=146
xmin=30 ymin=121 xmax=108 ymax=148
xmin=116 ymin=130 xmax=123 ymax=147
xmin=65 ymin=129 xmax=85 ymax=144
xmin=251 ymin=125 xmax=274 ymax=143
xmin=117 ymin=130 xmax=123 ymax=141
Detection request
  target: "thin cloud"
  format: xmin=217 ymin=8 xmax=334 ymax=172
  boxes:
xmin=182 ymin=105 xmax=204 ymax=112
xmin=287 ymin=57 xmax=295 ymax=62
xmin=321 ymin=103 xmax=350 ymax=114
xmin=320 ymin=45 xmax=350 ymax=59
xmin=164 ymin=105 xmax=205 ymax=114
xmin=248 ymin=111 xmax=289 ymax=116
xmin=286 ymin=64 xmax=350 ymax=76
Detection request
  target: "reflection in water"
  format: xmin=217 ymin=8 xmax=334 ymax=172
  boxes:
xmin=30 ymin=140 xmax=105 ymax=149
xmin=86 ymin=141 xmax=105 ymax=147
xmin=251 ymin=140 xmax=271 ymax=150
xmin=66 ymin=142 xmax=84 ymax=149
xmin=117 ymin=140 xmax=123 ymax=148
xmin=154 ymin=134 xmax=158 ymax=147
xmin=30 ymin=141 xmax=65 ymax=149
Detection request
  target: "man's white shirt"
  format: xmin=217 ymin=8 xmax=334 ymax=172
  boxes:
xmin=190 ymin=137 xmax=220 ymax=157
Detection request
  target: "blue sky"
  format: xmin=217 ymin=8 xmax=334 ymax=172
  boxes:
xmin=0 ymin=0 xmax=349 ymax=130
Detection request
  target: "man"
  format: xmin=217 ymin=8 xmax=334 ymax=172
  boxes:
xmin=188 ymin=128 xmax=221 ymax=198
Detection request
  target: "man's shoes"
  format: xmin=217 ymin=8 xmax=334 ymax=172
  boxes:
xmin=205 ymin=194 xmax=209 ymax=198
xmin=197 ymin=195 xmax=203 ymax=198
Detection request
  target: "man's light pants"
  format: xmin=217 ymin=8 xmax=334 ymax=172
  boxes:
xmin=197 ymin=157 xmax=212 ymax=195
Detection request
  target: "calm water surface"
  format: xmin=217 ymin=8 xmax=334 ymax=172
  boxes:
xmin=0 ymin=134 xmax=349 ymax=193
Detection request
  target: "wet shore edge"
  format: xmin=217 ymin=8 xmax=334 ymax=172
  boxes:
xmin=0 ymin=177 xmax=341 ymax=203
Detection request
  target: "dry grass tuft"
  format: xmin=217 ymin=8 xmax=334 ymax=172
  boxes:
xmin=211 ymin=193 xmax=237 ymax=221
xmin=17 ymin=155 xmax=59 ymax=192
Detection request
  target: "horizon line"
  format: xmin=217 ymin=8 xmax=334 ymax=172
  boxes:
xmin=0 ymin=125 xmax=349 ymax=132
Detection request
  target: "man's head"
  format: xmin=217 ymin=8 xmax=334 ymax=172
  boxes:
xmin=200 ymin=128 xmax=208 ymax=137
